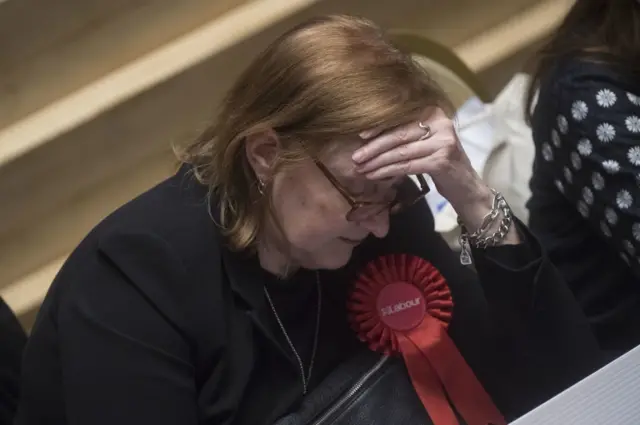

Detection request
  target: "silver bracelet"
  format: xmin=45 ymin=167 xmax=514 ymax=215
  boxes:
xmin=458 ymin=190 xmax=513 ymax=265
xmin=461 ymin=188 xmax=501 ymax=239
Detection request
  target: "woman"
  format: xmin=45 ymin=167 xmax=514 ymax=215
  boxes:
xmin=17 ymin=15 xmax=600 ymax=425
xmin=526 ymin=0 xmax=640 ymax=358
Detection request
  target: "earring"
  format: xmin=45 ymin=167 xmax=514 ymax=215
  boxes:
xmin=257 ymin=179 xmax=265 ymax=196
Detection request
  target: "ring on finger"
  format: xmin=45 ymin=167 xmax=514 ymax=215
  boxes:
xmin=418 ymin=121 xmax=432 ymax=140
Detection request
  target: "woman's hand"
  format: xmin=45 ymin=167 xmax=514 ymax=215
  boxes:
xmin=353 ymin=108 xmax=513 ymax=239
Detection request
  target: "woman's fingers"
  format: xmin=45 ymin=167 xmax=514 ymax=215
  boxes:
xmin=352 ymin=108 xmax=456 ymax=180
xmin=358 ymin=127 xmax=385 ymax=140
xmin=353 ymin=120 xmax=430 ymax=163
xmin=355 ymin=139 xmax=439 ymax=173
xmin=363 ymin=158 xmax=434 ymax=179
xmin=363 ymin=161 xmax=414 ymax=179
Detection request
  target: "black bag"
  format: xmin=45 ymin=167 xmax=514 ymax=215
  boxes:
xmin=272 ymin=348 xmax=471 ymax=425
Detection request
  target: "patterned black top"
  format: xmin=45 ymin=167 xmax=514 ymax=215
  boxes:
xmin=528 ymin=58 xmax=640 ymax=357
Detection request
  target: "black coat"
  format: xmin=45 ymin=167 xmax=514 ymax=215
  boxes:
xmin=0 ymin=297 xmax=26 ymax=424
xmin=16 ymin=166 xmax=602 ymax=425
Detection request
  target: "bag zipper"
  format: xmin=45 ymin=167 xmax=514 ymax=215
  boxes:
xmin=310 ymin=355 xmax=390 ymax=425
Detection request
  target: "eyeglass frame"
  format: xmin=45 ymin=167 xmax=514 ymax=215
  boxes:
xmin=311 ymin=157 xmax=430 ymax=222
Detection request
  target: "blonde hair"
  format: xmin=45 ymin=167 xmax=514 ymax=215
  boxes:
xmin=176 ymin=14 xmax=450 ymax=251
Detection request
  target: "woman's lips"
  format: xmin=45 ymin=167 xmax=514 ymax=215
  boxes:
xmin=340 ymin=236 xmax=364 ymax=245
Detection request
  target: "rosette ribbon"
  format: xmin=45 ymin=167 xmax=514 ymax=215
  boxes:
xmin=348 ymin=254 xmax=506 ymax=425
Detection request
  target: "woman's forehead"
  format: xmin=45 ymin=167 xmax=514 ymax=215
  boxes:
xmin=319 ymin=139 xmax=361 ymax=173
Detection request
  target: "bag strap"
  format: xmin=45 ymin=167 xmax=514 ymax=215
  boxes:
xmin=273 ymin=348 xmax=385 ymax=425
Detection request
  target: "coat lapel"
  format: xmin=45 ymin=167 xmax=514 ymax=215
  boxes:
xmin=221 ymin=246 xmax=297 ymax=364
xmin=183 ymin=163 xmax=303 ymax=370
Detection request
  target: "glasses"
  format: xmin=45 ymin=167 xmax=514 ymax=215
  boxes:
xmin=312 ymin=158 xmax=430 ymax=222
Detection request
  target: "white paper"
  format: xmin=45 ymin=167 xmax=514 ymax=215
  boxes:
xmin=511 ymin=345 xmax=640 ymax=424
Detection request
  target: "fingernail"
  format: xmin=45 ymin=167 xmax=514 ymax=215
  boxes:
xmin=352 ymin=151 xmax=364 ymax=162
xmin=359 ymin=131 xmax=372 ymax=139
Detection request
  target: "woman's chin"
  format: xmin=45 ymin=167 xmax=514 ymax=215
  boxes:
xmin=312 ymin=246 xmax=355 ymax=270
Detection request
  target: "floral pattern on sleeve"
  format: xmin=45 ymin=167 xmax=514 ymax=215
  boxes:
xmin=541 ymin=78 xmax=640 ymax=271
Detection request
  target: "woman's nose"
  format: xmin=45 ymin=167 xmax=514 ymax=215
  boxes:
xmin=360 ymin=210 xmax=390 ymax=238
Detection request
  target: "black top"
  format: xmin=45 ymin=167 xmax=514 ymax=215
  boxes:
xmin=16 ymin=166 xmax=601 ymax=425
xmin=528 ymin=58 xmax=640 ymax=356
xmin=0 ymin=297 xmax=26 ymax=424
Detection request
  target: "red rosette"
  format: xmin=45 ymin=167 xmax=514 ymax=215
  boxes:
xmin=348 ymin=254 xmax=506 ymax=425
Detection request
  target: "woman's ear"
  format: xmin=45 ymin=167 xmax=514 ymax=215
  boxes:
xmin=245 ymin=129 xmax=280 ymax=181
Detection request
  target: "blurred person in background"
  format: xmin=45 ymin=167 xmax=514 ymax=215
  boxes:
xmin=17 ymin=15 xmax=601 ymax=425
xmin=0 ymin=297 xmax=26 ymax=423
xmin=526 ymin=0 xmax=640 ymax=360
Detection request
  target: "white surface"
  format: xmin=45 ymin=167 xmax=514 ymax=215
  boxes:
xmin=511 ymin=345 xmax=640 ymax=424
